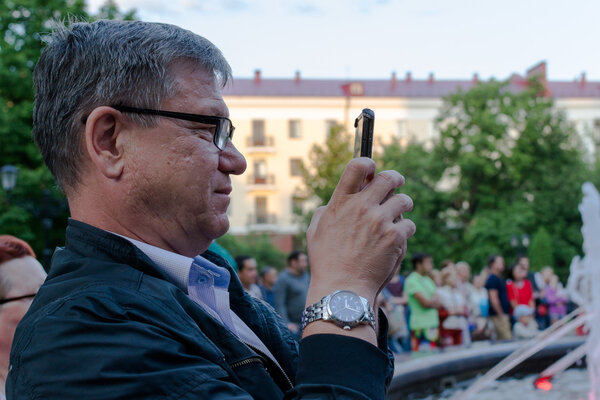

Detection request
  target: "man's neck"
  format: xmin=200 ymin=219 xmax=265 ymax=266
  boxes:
xmin=287 ymin=266 xmax=302 ymax=277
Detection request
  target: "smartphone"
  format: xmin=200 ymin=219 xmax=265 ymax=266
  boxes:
xmin=353 ymin=108 xmax=374 ymax=158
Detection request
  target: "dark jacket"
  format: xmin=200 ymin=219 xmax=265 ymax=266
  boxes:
xmin=8 ymin=220 xmax=393 ymax=399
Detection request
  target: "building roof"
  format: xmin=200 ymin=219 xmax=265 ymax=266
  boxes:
xmin=223 ymin=65 xmax=600 ymax=99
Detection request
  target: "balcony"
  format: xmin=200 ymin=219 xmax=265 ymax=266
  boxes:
xmin=247 ymin=213 xmax=278 ymax=231
xmin=246 ymin=174 xmax=276 ymax=191
xmin=245 ymin=135 xmax=276 ymax=154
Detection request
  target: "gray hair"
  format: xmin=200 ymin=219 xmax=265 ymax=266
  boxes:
xmin=33 ymin=19 xmax=232 ymax=192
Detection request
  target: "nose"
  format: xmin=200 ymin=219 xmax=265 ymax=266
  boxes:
xmin=219 ymin=140 xmax=247 ymax=175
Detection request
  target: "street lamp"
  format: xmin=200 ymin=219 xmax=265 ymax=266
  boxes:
xmin=1 ymin=165 xmax=18 ymax=193
xmin=510 ymin=233 xmax=530 ymax=260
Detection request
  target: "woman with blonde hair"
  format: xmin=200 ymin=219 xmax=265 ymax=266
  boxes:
xmin=0 ymin=235 xmax=46 ymax=400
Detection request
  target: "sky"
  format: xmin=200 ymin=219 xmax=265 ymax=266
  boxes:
xmin=87 ymin=0 xmax=600 ymax=82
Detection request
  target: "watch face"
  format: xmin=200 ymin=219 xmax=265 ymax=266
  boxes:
xmin=329 ymin=291 xmax=364 ymax=322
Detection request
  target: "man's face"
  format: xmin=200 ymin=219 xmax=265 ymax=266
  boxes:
xmin=263 ymin=269 xmax=278 ymax=286
xmin=422 ymin=257 xmax=434 ymax=273
xmin=238 ymin=258 xmax=258 ymax=287
xmin=124 ymin=63 xmax=246 ymax=256
xmin=492 ymin=256 xmax=505 ymax=273
xmin=291 ymin=253 xmax=308 ymax=274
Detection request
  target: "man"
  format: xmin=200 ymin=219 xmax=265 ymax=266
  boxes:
xmin=0 ymin=236 xmax=47 ymax=400
xmin=235 ymin=255 xmax=263 ymax=299
xmin=485 ymin=254 xmax=512 ymax=340
xmin=404 ymin=253 xmax=440 ymax=350
xmin=259 ymin=266 xmax=278 ymax=308
xmin=7 ymin=20 xmax=415 ymax=399
xmin=273 ymin=251 xmax=310 ymax=335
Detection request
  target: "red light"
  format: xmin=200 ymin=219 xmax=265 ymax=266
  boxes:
xmin=534 ymin=377 xmax=553 ymax=391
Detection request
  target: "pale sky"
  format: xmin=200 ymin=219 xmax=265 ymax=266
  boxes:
xmin=88 ymin=0 xmax=600 ymax=81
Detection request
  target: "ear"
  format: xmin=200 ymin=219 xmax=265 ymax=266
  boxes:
xmin=84 ymin=106 xmax=127 ymax=180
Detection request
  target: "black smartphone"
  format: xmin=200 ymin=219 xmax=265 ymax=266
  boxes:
xmin=353 ymin=108 xmax=374 ymax=158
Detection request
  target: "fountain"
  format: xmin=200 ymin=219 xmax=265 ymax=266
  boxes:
xmin=565 ymin=182 xmax=600 ymax=399
xmin=451 ymin=182 xmax=600 ymax=400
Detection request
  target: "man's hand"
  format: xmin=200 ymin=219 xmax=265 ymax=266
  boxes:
xmin=287 ymin=323 xmax=300 ymax=333
xmin=305 ymin=158 xmax=415 ymax=309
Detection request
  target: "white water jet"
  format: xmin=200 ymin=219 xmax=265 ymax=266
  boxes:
xmin=567 ymin=182 xmax=600 ymax=400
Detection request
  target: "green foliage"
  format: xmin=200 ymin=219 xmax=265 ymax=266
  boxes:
xmin=0 ymin=0 xmax=136 ymax=268
xmin=95 ymin=0 xmax=136 ymax=20
xmin=528 ymin=227 xmax=554 ymax=272
xmin=216 ymin=234 xmax=286 ymax=270
xmin=301 ymin=124 xmax=352 ymax=206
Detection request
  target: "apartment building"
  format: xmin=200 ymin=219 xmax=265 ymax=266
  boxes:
xmin=222 ymin=62 xmax=600 ymax=252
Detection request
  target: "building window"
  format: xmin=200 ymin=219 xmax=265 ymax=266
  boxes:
xmin=255 ymin=196 xmax=267 ymax=224
xmin=290 ymin=158 xmax=304 ymax=177
xmin=252 ymin=120 xmax=265 ymax=146
xmin=289 ymin=119 xmax=302 ymax=139
xmin=253 ymin=159 xmax=267 ymax=183
xmin=394 ymin=120 xmax=407 ymax=139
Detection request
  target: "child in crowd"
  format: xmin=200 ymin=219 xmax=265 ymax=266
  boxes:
xmin=545 ymin=274 xmax=568 ymax=324
xmin=513 ymin=305 xmax=539 ymax=339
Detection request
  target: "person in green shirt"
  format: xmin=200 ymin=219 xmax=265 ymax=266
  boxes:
xmin=405 ymin=252 xmax=441 ymax=350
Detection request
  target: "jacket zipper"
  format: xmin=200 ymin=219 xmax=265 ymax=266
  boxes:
xmin=231 ymin=343 xmax=294 ymax=391
xmin=229 ymin=356 xmax=264 ymax=369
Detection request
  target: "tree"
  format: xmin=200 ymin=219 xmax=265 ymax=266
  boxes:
xmin=432 ymin=77 xmax=589 ymax=270
xmin=528 ymin=227 xmax=554 ymax=272
xmin=0 ymin=0 xmax=135 ymax=267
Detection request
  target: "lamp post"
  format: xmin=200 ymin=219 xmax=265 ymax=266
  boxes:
xmin=1 ymin=165 xmax=19 ymax=196
xmin=510 ymin=233 xmax=530 ymax=260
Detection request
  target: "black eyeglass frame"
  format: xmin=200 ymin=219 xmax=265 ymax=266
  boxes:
xmin=0 ymin=293 xmax=37 ymax=305
xmin=112 ymin=105 xmax=235 ymax=151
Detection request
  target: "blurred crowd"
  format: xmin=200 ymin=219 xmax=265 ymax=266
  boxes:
xmin=1 ymin=232 xmax=578 ymax=400
xmin=380 ymin=252 xmax=573 ymax=353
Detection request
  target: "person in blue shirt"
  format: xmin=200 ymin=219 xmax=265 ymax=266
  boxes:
xmin=259 ymin=266 xmax=278 ymax=308
xmin=485 ymin=254 xmax=512 ymax=340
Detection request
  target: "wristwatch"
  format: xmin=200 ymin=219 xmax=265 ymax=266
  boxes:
xmin=301 ymin=290 xmax=376 ymax=331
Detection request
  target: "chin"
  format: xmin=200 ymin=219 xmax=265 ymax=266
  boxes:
xmin=210 ymin=214 xmax=230 ymax=240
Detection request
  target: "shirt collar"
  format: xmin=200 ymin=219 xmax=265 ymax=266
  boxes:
xmin=114 ymin=234 xmax=193 ymax=291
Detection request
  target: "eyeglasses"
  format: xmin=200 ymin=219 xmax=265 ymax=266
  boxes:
xmin=0 ymin=293 xmax=36 ymax=305
xmin=112 ymin=105 xmax=235 ymax=151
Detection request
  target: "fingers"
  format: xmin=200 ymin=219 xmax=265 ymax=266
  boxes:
xmin=363 ymin=170 xmax=405 ymax=205
xmin=330 ymin=158 xmax=376 ymax=202
xmin=380 ymin=193 xmax=414 ymax=220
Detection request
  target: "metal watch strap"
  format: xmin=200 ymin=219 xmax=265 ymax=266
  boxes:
xmin=301 ymin=291 xmax=376 ymax=330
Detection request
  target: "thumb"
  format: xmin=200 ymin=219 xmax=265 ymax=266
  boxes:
xmin=330 ymin=158 xmax=375 ymax=203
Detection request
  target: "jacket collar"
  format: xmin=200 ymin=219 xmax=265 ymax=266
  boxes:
xmin=60 ymin=219 xmax=247 ymax=299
